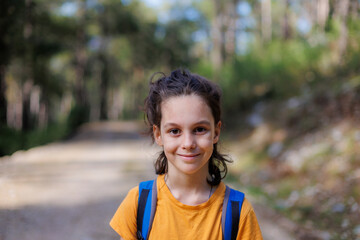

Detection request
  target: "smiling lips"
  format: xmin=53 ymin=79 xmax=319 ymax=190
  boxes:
xmin=177 ymin=153 xmax=201 ymax=161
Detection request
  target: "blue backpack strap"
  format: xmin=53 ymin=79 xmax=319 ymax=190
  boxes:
xmin=137 ymin=179 xmax=157 ymax=240
xmin=221 ymin=186 xmax=245 ymax=240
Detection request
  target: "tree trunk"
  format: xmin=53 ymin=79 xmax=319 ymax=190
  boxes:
xmin=0 ymin=0 xmax=7 ymax=125
xmin=75 ymin=37 xmax=86 ymax=106
xmin=211 ymin=16 xmax=223 ymax=69
xmin=317 ymin=0 xmax=330 ymax=30
xmin=282 ymin=0 xmax=292 ymax=40
xmin=211 ymin=0 xmax=225 ymax=70
xmin=22 ymin=80 xmax=33 ymax=131
xmin=99 ymin=53 xmax=109 ymax=120
xmin=38 ymin=99 xmax=48 ymax=128
xmin=261 ymin=0 xmax=272 ymax=42
xmin=334 ymin=0 xmax=350 ymax=62
xmin=75 ymin=0 xmax=87 ymax=107
xmin=350 ymin=0 xmax=359 ymax=20
xmin=22 ymin=0 xmax=34 ymax=132
xmin=224 ymin=0 xmax=239 ymax=61
xmin=0 ymin=65 xmax=6 ymax=125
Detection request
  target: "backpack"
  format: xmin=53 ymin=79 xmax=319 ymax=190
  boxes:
xmin=136 ymin=179 xmax=245 ymax=240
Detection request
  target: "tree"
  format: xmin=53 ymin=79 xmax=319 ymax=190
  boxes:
xmin=333 ymin=0 xmax=350 ymax=62
xmin=0 ymin=0 xmax=25 ymax=126
xmin=282 ymin=0 xmax=292 ymax=40
xmin=261 ymin=0 xmax=272 ymax=42
xmin=95 ymin=0 xmax=139 ymax=120
xmin=317 ymin=0 xmax=330 ymax=31
xmin=74 ymin=0 xmax=88 ymax=108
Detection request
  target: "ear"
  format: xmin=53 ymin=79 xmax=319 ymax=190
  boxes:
xmin=213 ymin=121 xmax=221 ymax=144
xmin=153 ymin=125 xmax=163 ymax=146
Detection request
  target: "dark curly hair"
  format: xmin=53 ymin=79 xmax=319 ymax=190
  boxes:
xmin=144 ymin=69 xmax=231 ymax=186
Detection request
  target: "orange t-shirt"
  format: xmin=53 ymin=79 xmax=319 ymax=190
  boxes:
xmin=110 ymin=175 xmax=263 ymax=240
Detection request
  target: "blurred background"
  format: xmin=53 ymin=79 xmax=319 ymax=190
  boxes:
xmin=0 ymin=0 xmax=359 ymax=239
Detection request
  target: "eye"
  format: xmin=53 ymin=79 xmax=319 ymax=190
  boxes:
xmin=194 ymin=127 xmax=207 ymax=134
xmin=169 ymin=129 xmax=181 ymax=135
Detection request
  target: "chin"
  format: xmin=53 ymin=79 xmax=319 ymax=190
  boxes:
xmin=179 ymin=164 xmax=208 ymax=176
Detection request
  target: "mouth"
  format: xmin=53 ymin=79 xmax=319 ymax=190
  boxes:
xmin=177 ymin=153 xmax=201 ymax=161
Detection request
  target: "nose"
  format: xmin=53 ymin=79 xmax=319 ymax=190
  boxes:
xmin=182 ymin=132 xmax=196 ymax=150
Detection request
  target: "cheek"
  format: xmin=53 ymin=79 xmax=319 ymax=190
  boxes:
xmin=162 ymin=137 xmax=178 ymax=152
xmin=198 ymin=137 xmax=214 ymax=151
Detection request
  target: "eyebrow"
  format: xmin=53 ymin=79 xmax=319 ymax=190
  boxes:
xmin=163 ymin=120 xmax=211 ymax=128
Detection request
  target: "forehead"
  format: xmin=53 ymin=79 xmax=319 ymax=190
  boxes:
xmin=160 ymin=94 xmax=214 ymax=124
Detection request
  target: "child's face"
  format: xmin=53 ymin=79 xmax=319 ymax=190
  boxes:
xmin=153 ymin=94 xmax=221 ymax=178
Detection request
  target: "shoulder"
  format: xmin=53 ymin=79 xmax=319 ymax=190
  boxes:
xmin=225 ymin=186 xmax=254 ymax=220
xmin=117 ymin=186 xmax=139 ymax=210
xmin=110 ymin=185 xmax=139 ymax=220
xmin=224 ymin=187 xmax=256 ymax=227
xmin=109 ymin=186 xmax=139 ymax=238
xmin=128 ymin=186 xmax=140 ymax=200
xmin=238 ymin=198 xmax=263 ymax=239
xmin=240 ymin=198 xmax=254 ymax=220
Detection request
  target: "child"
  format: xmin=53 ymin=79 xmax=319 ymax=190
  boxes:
xmin=110 ymin=69 xmax=263 ymax=240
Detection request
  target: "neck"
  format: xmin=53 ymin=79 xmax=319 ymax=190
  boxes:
xmin=165 ymin=168 xmax=213 ymax=205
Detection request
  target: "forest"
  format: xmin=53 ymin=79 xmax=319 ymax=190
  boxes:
xmin=1 ymin=0 xmax=359 ymax=239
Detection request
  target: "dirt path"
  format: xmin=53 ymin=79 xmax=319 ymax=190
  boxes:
xmin=0 ymin=121 xmax=295 ymax=240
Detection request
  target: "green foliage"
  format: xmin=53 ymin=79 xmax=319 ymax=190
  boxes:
xmin=0 ymin=104 xmax=95 ymax=156
xmin=193 ymin=39 xmax=331 ymax=117
xmin=219 ymin=40 xmax=331 ymax=114
xmin=192 ymin=60 xmax=214 ymax=80
xmin=0 ymin=126 xmax=23 ymax=156
xmin=2 ymin=1 xmax=360 ymax=238
xmin=67 ymin=104 xmax=90 ymax=131
xmin=24 ymin=121 xmax=70 ymax=149
xmin=0 ymin=120 xmax=70 ymax=156
xmin=0 ymin=1 xmax=23 ymax=61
